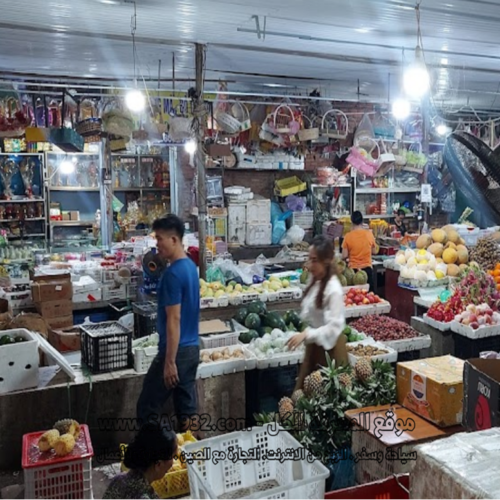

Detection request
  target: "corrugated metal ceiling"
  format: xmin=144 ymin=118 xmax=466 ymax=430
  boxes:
xmin=0 ymin=0 xmax=500 ymax=110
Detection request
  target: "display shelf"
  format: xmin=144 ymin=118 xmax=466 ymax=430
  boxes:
xmin=0 ymin=218 xmax=45 ymax=223
xmin=0 ymin=198 xmax=44 ymax=204
xmin=310 ymin=183 xmax=351 ymax=189
xmin=362 ymin=213 xmax=416 ymax=219
xmin=50 ymin=221 xmax=94 ymax=227
xmin=49 ymin=187 xmax=100 ymax=192
xmin=356 ymin=187 xmax=421 ymax=194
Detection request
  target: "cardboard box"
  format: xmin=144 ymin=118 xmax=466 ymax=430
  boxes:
xmin=397 ymin=355 xmax=465 ymax=427
xmin=35 ymin=300 xmax=73 ymax=319
xmin=62 ymin=212 xmax=71 ymax=221
xmin=44 ymin=315 xmax=74 ymax=330
xmin=49 ymin=326 xmax=81 ymax=352
xmin=464 ymin=358 xmax=500 ymax=432
xmin=31 ymin=273 xmax=72 ymax=303
xmin=70 ymin=211 xmax=80 ymax=221
xmin=345 ymin=404 xmax=463 ymax=485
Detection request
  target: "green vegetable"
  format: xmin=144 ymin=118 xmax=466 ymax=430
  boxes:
xmin=343 ymin=326 xmax=352 ymax=336
xmin=0 ymin=335 xmax=13 ymax=346
xmin=245 ymin=313 xmax=262 ymax=330
xmin=239 ymin=330 xmax=259 ymax=344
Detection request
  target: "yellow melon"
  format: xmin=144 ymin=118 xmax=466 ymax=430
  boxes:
xmin=447 ymin=264 xmax=460 ymax=277
xmin=431 ymin=229 xmax=447 ymax=244
xmin=491 ymin=232 xmax=500 ymax=241
xmin=416 ymin=234 xmax=432 ymax=249
xmin=443 ymin=248 xmax=458 ymax=264
xmin=427 ymin=243 xmax=444 ymax=258
xmin=445 ymin=229 xmax=460 ymax=244
xmin=458 ymin=237 xmax=466 ymax=246
xmin=436 ymin=258 xmax=444 ymax=264
xmin=445 ymin=242 xmax=457 ymax=251
xmin=442 ymin=225 xmax=454 ymax=233
xmin=457 ymin=246 xmax=469 ymax=264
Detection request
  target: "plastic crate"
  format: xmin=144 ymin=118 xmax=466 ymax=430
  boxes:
xmin=22 ymin=424 xmax=94 ymax=499
xmin=132 ymin=333 xmax=159 ymax=373
xmin=0 ymin=328 xmax=39 ymax=395
xmin=80 ymin=321 xmax=133 ymax=374
xmin=199 ymin=330 xmax=239 ymax=349
xmin=102 ymin=285 xmax=127 ymax=301
xmin=325 ymin=474 xmax=410 ymax=499
xmin=291 ymin=210 xmax=314 ymax=229
xmin=132 ymin=301 xmax=157 ymax=339
xmin=274 ymin=176 xmax=307 ymax=197
xmin=184 ymin=424 xmax=329 ymax=499
xmin=453 ymin=333 xmax=500 ymax=360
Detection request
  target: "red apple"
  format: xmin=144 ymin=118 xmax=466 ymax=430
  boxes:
xmin=471 ymin=322 xmax=480 ymax=330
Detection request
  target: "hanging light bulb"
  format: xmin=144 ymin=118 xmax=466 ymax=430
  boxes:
xmin=392 ymin=98 xmax=411 ymax=121
xmin=125 ymin=89 xmax=145 ymax=112
xmin=184 ymin=139 xmax=197 ymax=154
xmin=404 ymin=46 xmax=430 ymax=98
xmin=436 ymin=124 xmax=450 ymax=136
xmin=60 ymin=158 xmax=75 ymax=175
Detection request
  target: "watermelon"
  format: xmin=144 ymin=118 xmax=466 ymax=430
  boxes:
xmin=298 ymin=321 xmax=309 ymax=332
xmin=257 ymin=326 xmax=273 ymax=338
xmin=283 ymin=310 xmax=301 ymax=328
xmin=239 ymin=330 xmax=258 ymax=344
xmin=263 ymin=312 xmax=287 ymax=331
xmin=247 ymin=301 xmax=267 ymax=316
xmin=245 ymin=313 xmax=261 ymax=330
xmin=287 ymin=323 xmax=297 ymax=332
xmin=234 ymin=307 xmax=249 ymax=325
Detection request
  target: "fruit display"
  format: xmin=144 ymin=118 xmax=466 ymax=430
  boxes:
xmin=396 ymin=226 xmax=471 ymax=281
xmin=245 ymin=329 xmax=304 ymax=359
xmin=344 ymin=288 xmax=383 ymax=307
xmin=200 ymin=347 xmax=245 ymax=363
xmin=342 ymin=325 xmax=365 ymax=343
xmin=455 ymin=304 xmax=500 ymax=330
xmin=0 ymin=334 xmax=26 ymax=346
xmin=347 ymin=344 xmax=389 ymax=357
xmin=487 ymin=263 xmax=500 ymax=290
xmin=470 ymin=237 xmax=500 ymax=272
xmin=350 ymin=315 xmax=419 ymax=341
xmin=335 ymin=259 xmax=369 ymax=287
xmin=37 ymin=419 xmax=80 ymax=457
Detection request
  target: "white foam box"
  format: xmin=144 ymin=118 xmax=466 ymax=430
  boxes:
xmin=73 ymin=288 xmax=103 ymax=303
xmin=102 ymin=285 xmax=127 ymax=301
xmin=0 ymin=329 xmax=39 ymax=394
xmin=246 ymin=199 xmax=271 ymax=224
xmin=246 ymin=223 xmax=272 ymax=246
xmin=228 ymin=204 xmax=247 ymax=246
xmin=411 ymin=428 xmax=500 ymax=499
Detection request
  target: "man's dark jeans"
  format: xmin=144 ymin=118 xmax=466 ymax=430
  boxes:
xmin=136 ymin=345 xmax=199 ymax=430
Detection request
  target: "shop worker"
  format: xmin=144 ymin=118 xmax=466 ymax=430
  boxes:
xmin=393 ymin=209 xmax=408 ymax=237
xmin=104 ymin=423 xmax=177 ymax=499
xmin=137 ymin=214 xmax=200 ymax=432
xmin=342 ymin=211 xmax=377 ymax=291
xmin=287 ymin=236 xmax=348 ymax=390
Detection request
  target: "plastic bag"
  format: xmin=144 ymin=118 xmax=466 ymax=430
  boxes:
xmin=272 ymin=220 xmax=287 ymax=245
xmin=280 ymin=225 xmax=305 ymax=246
xmin=354 ymin=113 xmax=375 ymax=148
xmin=286 ymin=195 xmax=305 ymax=212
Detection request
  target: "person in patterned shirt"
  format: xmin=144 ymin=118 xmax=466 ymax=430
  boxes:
xmin=103 ymin=423 xmax=177 ymax=499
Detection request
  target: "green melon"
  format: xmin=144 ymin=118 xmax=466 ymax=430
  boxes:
xmin=354 ymin=270 xmax=368 ymax=286
xmin=245 ymin=313 xmax=261 ymax=330
xmin=343 ymin=268 xmax=355 ymax=286
xmin=339 ymin=274 xmax=348 ymax=287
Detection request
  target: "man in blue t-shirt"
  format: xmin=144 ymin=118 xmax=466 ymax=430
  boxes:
xmin=137 ymin=215 xmax=200 ymax=431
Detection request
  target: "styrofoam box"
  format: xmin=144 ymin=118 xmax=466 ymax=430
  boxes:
xmin=228 ymin=292 xmax=265 ymax=306
xmin=228 ymin=204 xmax=246 ymax=246
xmin=381 ymin=334 xmax=432 ymax=353
xmin=422 ymin=314 xmax=452 ymax=332
xmin=3 ymin=290 xmax=32 ymax=309
xmin=0 ymin=329 xmax=39 ymax=394
xmin=102 ymin=285 xmax=127 ymax=301
xmin=450 ymin=320 xmax=500 ymax=340
xmin=197 ymin=344 xmax=256 ymax=379
xmin=265 ymin=287 xmax=303 ymax=303
xmin=246 ymin=199 xmax=271 ymax=224
xmin=132 ymin=333 xmax=159 ymax=373
xmin=344 ymin=301 xmax=391 ymax=319
xmin=73 ymin=288 xmax=103 ymax=303
xmin=73 ymin=276 xmax=100 ymax=295
xmin=255 ymin=348 xmax=305 ymax=369
xmin=184 ymin=424 xmax=329 ymax=500
xmin=246 ymin=223 xmax=272 ymax=246
xmin=347 ymin=338 xmax=398 ymax=366
xmin=200 ymin=295 xmax=229 ymax=309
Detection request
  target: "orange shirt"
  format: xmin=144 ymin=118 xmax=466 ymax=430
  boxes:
xmin=342 ymin=228 xmax=375 ymax=270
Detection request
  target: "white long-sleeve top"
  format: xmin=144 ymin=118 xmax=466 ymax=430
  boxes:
xmin=300 ymin=275 xmax=346 ymax=350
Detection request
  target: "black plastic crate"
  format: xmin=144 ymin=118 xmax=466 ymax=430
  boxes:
xmin=245 ymin=364 xmax=299 ymax=425
xmin=81 ymin=321 xmax=133 ymax=374
xmin=132 ymin=301 xmax=157 ymax=339
xmin=453 ymin=333 xmax=500 ymax=360
xmin=397 ymin=350 xmax=423 ymax=362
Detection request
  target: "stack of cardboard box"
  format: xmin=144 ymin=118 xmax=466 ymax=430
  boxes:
xmin=31 ymin=273 xmax=74 ymax=331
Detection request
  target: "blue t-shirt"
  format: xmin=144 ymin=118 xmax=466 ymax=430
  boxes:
xmin=157 ymin=257 xmax=200 ymax=354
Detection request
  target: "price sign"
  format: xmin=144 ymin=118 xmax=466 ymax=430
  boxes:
xmin=421 ymin=184 xmax=432 ymax=203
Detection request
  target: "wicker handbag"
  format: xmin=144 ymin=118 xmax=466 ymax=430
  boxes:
xmin=298 ymin=116 xmax=320 ymax=142
xmin=271 ymin=103 xmax=301 ymax=135
xmin=101 ymin=100 xmax=134 ymax=139
xmin=320 ymin=109 xmax=349 ymax=140
xmin=76 ymin=99 xmax=102 ymax=137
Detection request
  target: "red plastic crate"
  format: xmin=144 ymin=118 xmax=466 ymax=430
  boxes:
xmin=325 ymin=474 xmax=410 ymax=500
xmin=22 ymin=424 xmax=94 ymax=499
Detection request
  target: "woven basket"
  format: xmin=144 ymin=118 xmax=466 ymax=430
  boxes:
xmin=76 ymin=100 xmax=102 ymax=137
xmin=298 ymin=116 xmax=320 ymax=142
xmin=215 ymin=110 xmax=241 ymax=134
xmin=321 ymin=109 xmax=349 ymax=139
xmin=102 ymin=101 xmax=134 ymax=139
xmin=168 ymin=117 xmax=192 ymax=142
xmin=271 ymin=103 xmax=300 ymax=135
xmin=231 ymin=101 xmax=251 ymax=131
xmin=110 ymin=137 xmax=129 ymax=152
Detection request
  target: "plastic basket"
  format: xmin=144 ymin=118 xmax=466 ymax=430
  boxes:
xmin=453 ymin=333 xmax=500 ymax=360
xmin=132 ymin=301 xmax=157 ymax=339
xmin=80 ymin=321 xmax=133 ymax=373
xmin=184 ymin=424 xmax=330 ymax=499
xmin=199 ymin=330 xmax=239 ymax=349
xmin=0 ymin=328 xmax=39 ymax=395
xmin=325 ymin=474 xmax=410 ymax=499
xmin=291 ymin=210 xmax=314 ymax=229
xmin=22 ymin=424 xmax=94 ymax=499
xmin=132 ymin=333 xmax=159 ymax=373
xmin=274 ymin=176 xmax=307 ymax=197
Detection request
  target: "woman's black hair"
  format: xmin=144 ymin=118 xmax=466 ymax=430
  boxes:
xmin=303 ymin=235 xmax=339 ymax=309
xmin=123 ymin=423 xmax=177 ymax=471
xmin=351 ymin=211 xmax=363 ymax=226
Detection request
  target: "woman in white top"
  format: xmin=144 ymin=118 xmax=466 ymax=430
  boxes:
xmin=287 ymin=235 xmax=348 ymax=391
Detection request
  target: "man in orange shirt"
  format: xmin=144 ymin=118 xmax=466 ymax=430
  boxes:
xmin=342 ymin=211 xmax=377 ymax=291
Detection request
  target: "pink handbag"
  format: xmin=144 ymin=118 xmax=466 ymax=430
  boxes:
xmin=347 ymin=146 xmax=380 ymax=177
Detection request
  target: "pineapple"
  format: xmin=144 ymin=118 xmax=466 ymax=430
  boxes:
xmin=278 ymin=397 xmax=294 ymax=422
xmin=291 ymin=389 xmax=304 ymax=405
xmin=38 ymin=429 xmax=60 ymax=452
xmin=303 ymin=370 xmax=323 ymax=398
xmin=176 ymin=433 xmax=185 ymax=447
xmin=338 ymin=372 xmax=353 ymax=389
xmin=54 ymin=433 xmax=76 ymax=457
xmin=53 ymin=419 xmax=80 ymax=439
xmin=354 ymin=358 xmax=373 ymax=382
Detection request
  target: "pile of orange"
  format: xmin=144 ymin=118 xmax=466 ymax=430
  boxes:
xmin=487 ymin=263 xmax=500 ymax=290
